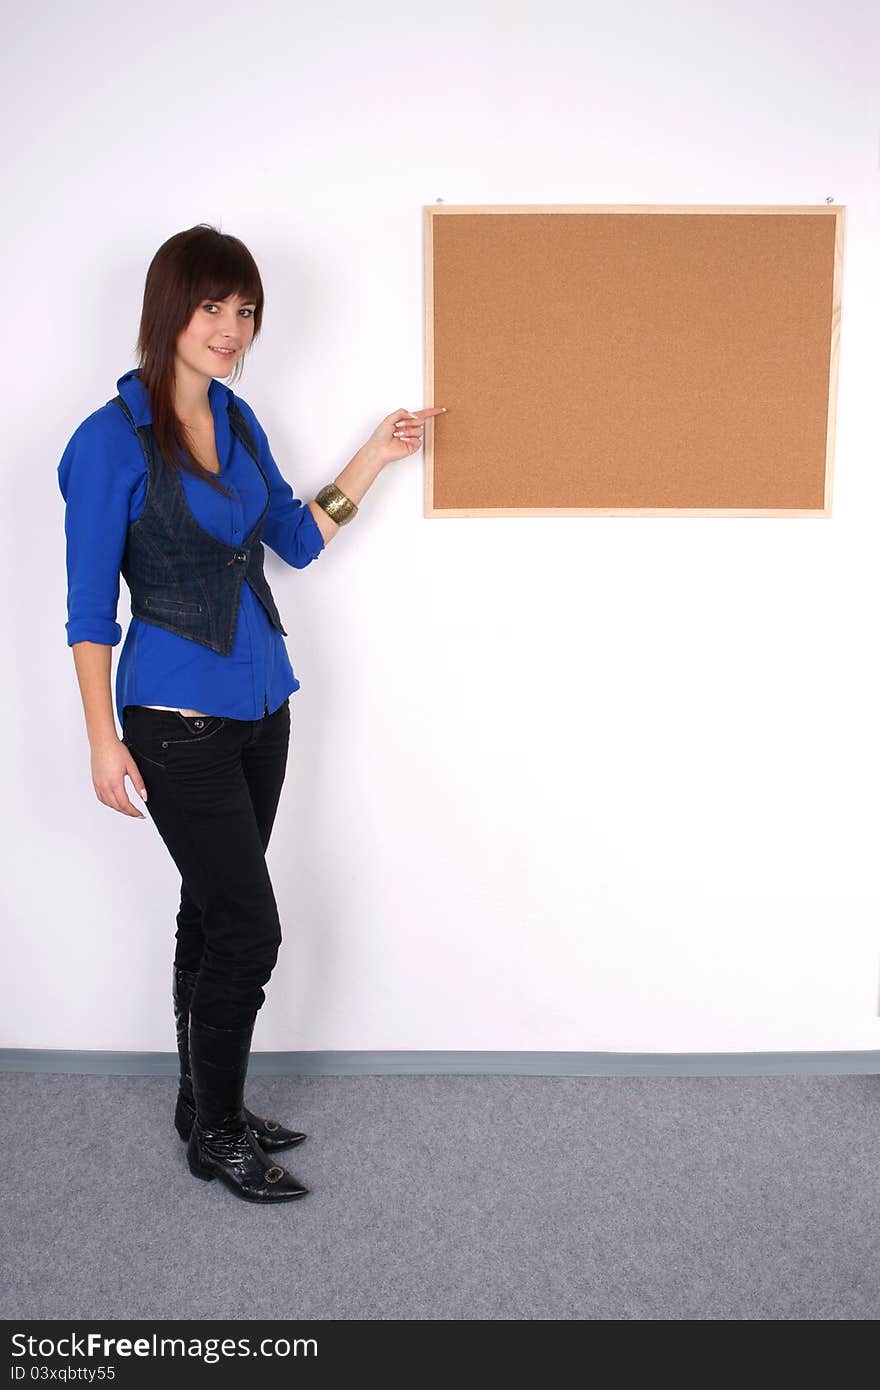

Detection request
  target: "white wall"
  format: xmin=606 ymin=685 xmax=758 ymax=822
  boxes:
xmin=5 ymin=0 xmax=879 ymax=1053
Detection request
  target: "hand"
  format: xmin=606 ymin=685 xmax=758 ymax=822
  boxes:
xmin=90 ymin=736 xmax=149 ymax=819
xmin=363 ymin=405 xmax=447 ymax=469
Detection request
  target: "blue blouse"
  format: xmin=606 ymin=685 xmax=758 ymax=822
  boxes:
xmin=58 ymin=368 xmax=325 ymax=726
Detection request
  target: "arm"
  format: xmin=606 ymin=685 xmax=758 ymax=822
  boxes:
xmin=70 ymin=638 xmax=147 ymax=818
xmin=58 ymin=416 xmax=148 ymax=817
xmin=57 ymin=414 xmax=135 ymax=746
xmin=305 ymin=444 xmax=384 ymax=546
xmin=71 ymin=640 xmax=117 ymax=749
xmin=310 ymin=407 xmax=444 ymax=536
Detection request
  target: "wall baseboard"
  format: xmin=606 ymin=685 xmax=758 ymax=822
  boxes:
xmin=2 ymin=1050 xmax=880 ymax=1077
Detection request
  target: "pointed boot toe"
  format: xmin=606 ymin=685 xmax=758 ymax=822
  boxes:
xmin=187 ymin=1121 xmax=309 ymax=1203
xmin=243 ymin=1107 xmax=307 ymax=1150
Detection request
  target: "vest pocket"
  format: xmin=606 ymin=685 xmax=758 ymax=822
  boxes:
xmin=144 ymin=596 xmax=203 ymax=614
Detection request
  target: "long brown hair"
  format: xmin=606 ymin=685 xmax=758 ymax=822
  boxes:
xmin=134 ymin=224 xmax=264 ymax=500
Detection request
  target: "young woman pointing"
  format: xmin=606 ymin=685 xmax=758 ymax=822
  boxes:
xmin=58 ymin=222 xmax=445 ymax=1205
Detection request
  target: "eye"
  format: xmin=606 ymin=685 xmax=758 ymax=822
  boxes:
xmin=201 ymin=302 xmax=255 ymax=318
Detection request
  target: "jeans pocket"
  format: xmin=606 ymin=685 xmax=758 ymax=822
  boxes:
xmin=162 ymin=714 xmax=226 ymax=746
xmin=122 ymin=707 xmax=226 ymax=763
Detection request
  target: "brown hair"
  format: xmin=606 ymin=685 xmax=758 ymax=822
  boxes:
xmin=134 ymin=224 xmax=264 ymax=500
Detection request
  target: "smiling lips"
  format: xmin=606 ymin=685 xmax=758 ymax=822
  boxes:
xmin=210 ymin=346 xmax=236 ymax=355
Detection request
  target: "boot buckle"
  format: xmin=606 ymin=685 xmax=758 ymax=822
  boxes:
xmin=265 ymin=1166 xmax=285 ymax=1184
xmin=264 ymin=1119 xmax=280 ymax=1131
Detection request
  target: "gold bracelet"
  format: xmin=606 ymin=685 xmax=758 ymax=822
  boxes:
xmin=315 ymin=483 xmax=358 ymax=526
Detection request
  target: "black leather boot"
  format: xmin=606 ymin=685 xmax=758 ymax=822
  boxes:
xmin=173 ymin=964 xmax=306 ymax=1151
xmin=186 ymin=1014 xmax=309 ymax=1203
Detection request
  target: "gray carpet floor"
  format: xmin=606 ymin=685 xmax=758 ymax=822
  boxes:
xmin=2 ymin=1071 xmax=878 ymax=1320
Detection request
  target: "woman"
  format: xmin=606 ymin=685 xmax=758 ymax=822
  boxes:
xmin=58 ymin=223 xmax=445 ymax=1205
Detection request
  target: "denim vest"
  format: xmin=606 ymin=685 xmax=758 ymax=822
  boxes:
xmin=110 ymin=394 xmax=288 ymax=656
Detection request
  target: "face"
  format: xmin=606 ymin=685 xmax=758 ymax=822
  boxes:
xmin=175 ymin=291 xmax=257 ymax=380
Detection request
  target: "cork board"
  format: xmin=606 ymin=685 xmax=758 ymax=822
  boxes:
xmin=423 ymin=205 xmax=844 ymax=517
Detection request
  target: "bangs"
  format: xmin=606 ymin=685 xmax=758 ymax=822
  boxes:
xmin=186 ymin=235 xmax=262 ymax=310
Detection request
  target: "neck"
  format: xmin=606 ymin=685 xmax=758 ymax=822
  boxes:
xmin=172 ymin=357 xmax=215 ymax=424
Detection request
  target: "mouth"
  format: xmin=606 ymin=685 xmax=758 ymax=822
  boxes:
xmin=209 ymin=346 xmax=237 ymax=357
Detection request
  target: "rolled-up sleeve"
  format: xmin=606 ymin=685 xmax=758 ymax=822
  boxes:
xmin=236 ymin=399 xmax=325 ymax=570
xmin=57 ymin=414 xmax=135 ymax=646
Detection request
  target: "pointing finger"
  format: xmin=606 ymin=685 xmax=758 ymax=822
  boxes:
xmin=395 ymin=407 xmax=447 ymax=422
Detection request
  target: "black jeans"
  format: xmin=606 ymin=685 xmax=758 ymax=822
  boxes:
xmin=121 ymin=699 xmax=291 ymax=1030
